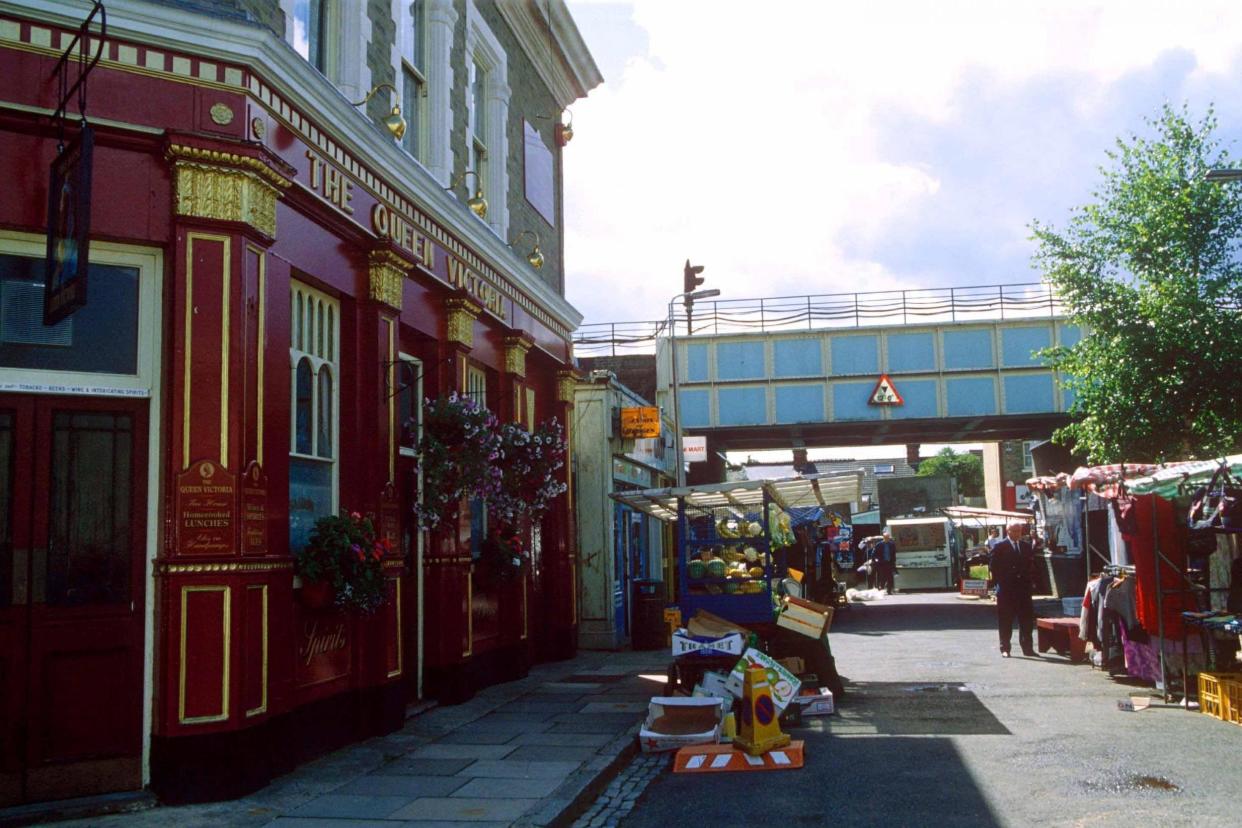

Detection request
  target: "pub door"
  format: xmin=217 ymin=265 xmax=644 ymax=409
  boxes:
xmin=0 ymin=394 xmax=148 ymax=807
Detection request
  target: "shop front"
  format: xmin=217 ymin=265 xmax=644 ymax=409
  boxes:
xmin=0 ymin=2 xmax=588 ymax=808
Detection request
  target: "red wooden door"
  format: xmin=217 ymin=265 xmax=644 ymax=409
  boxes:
xmin=0 ymin=395 xmax=147 ymax=807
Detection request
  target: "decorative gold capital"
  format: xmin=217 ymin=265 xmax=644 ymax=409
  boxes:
xmin=368 ymin=248 xmax=407 ymax=309
xmin=167 ymin=144 xmax=291 ymax=239
xmin=503 ymin=333 xmax=534 ymax=378
xmin=444 ymin=296 xmax=482 ymax=349
xmin=557 ymin=368 xmax=581 ymax=404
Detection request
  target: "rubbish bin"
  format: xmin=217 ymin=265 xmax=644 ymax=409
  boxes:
xmin=632 ymin=579 xmax=667 ymax=650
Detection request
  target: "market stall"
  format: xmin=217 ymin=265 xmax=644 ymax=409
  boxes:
xmin=1025 ymin=455 xmax=1242 ymax=705
xmin=942 ymin=506 xmax=1035 ymax=595
xmin=611 ymin=471 xmax=864 ymax=626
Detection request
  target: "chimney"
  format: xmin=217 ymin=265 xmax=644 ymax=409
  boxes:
xmin=906 ymin=443 xmax=921 ymax=472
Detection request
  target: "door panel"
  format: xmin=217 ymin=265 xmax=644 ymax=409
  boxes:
xmin=0 ymin=395 xmax=146 ymax=807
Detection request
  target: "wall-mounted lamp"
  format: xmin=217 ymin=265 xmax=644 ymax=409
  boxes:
xmin=446 ymin=170 xmax=488 ymax=218
xmin=510 ymin=230 xmax=544 ymax=269
xmin=350 ymin=82 xmax=406 ymax=141
xmin=536 ymin=109 xmax=574 ymax=147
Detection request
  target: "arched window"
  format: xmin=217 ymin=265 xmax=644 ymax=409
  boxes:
xmin=317 ymin=366 xmax=332 ymax=458
xmin=295 ymin=357 xmax=313 ymax=455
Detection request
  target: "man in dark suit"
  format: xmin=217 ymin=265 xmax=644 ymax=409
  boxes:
xmin=872 ymin=531 xmax=897 ymax=595
xmin=989 ymin=521 xmax=1038 ymax=657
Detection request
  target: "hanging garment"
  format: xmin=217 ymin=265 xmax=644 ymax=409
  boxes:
xmin=1107 ymin=502 xmax=1131 ymax=567
xmin=1122 ymin=495 xmax=1189 ymax=639
xmin=1103 ymin=574 xmax=1138 ymax=633
xmin=1079 ymin=576 xmax=1110 ymax=645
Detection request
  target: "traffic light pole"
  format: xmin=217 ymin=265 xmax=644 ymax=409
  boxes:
xmin=668 ymin=271 xmax=718 ymax=489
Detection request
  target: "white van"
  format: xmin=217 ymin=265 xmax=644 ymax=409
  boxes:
xmin=884 ymin=516 xmax=960 ymax=590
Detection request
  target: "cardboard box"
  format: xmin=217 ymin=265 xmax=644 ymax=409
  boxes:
xmin=686 ymin=609 xmax=753 ymax=639
xmin=692 ymin=670 xmax=736 ymax=701
xmin=777 ymin=596 xmax=834 ymax=639
xmin=726 ymin=648 xmax=802 ymax=712
xmin=638 ymin=697 xmax=725 ymax=753
xmin=793 ymin=687 xmax=835 ymax=716
xmin=672 ymin=630 xmax=746 ymax=658
xmin=960 ymin=578 xmax=990 ymax=597
xmin=777 ymin=657 xmax=806 ymax=675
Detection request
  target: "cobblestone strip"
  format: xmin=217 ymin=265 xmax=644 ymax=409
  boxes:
xmin=571 ymin=751 xmax=666 ymax=828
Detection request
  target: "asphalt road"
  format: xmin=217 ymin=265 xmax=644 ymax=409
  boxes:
xmin=618 ymin=593 xmax=1240 ymax=828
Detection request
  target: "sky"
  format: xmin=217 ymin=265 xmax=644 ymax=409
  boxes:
xmin=562 ymin=0 xmax=1242 ymax=329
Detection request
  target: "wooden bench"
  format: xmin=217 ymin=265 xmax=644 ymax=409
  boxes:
xmin=1036 ymin=617 xmax=1087 ymax=663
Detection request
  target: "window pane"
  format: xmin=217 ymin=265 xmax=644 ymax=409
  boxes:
xmin=469 ymin=498 xmax=486 ymax=560
xmin=397 ymin=361 xmax=419 ymax=449
xmin=402 ymin=68 xmax=422 ymax=157
xmin=47 ymin=411 xmax=133 ymax=606
xmin=289 ymin=457 xmax=332 ymax=552
xmin=308 ymin=0 xmax=326 ymax=72
xmin=292 ymin=0 xmax=311 ymax=61
xmin=317 ymin=299 xmax=324 ymax=358
xmin=293 ymin=292 xmax=302 ymax=348
xmin=0 ymin=255 xmax=139 ymax=374
xmin=295 ymin=358 xmax=313 ymax=454
xmin=327 ymin=306 xmax=334 ymax=361
xmin=409 ymin=0 xmax=424 ymax=68
xmin=317 ymin=367 xmax=332 ymax=458
xmin=470 ymin=61 xmax=485 ymax=136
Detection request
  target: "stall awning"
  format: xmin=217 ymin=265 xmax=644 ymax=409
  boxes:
xmin=609 ymin=470 xmax=864 ymax=523
xmin=941 ymin=506 xmax=1034 ymax=524
xmin=1125 ymin=454 xmax=1242 ymax=499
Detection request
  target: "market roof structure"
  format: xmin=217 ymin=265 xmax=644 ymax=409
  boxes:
xmin=610 ymin=470 xmax=865 ymax=523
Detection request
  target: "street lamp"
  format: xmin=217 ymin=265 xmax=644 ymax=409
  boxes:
xmin=668 ymin=286 xmax=721 ymax=488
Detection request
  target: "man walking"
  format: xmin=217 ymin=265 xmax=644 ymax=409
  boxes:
xmin=989 ymin=521 xmax=1038 ymax=657
xmin=873 ymin=531 xmax=897 ymax=595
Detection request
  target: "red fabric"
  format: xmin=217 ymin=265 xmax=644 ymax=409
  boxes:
xmin=1123 ymin=494 xmax=1188 ymax=639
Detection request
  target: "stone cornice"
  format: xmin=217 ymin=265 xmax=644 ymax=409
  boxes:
xmin=495 ymin=0 xmax=603 ymax=109
xmin=1 ymin=0 xmax=585 ymax=335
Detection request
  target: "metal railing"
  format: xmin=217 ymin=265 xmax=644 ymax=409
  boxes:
xmin=573 ymin=283 xmax=1065 ymax=356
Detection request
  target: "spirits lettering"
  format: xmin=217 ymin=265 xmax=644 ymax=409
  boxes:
xmin=299 ymin=620 xmax=348 ymax=666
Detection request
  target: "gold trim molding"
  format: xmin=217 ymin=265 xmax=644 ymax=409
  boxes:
xmin=168 ymin=145 xmax=291 ymax=239
xmin=159 ymin=560 xmax=294 ymax=575
xmin=369 ymin=249 xmax=406 ymax=310
xmin=557 ymin=369 xmax=580 ymax=404
xmin=444 ymin=296 xmax=482 ymax=349
xmin=503 ymin=334 xmax=533 ymax=378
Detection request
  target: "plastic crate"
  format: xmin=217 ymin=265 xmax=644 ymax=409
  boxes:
xmin=1222 ymin=677 xmax=1242 ymax=726
xmin=1197 ymin=672 xmax=1242 ymax=721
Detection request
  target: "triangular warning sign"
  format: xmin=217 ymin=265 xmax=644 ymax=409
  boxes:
xmin=868 ymin=374 xmax=903 ymax=405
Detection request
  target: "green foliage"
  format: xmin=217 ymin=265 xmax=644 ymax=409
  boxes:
xmin=916 ymin=447 xmax=983 ymax=497
xmin=1031 ymin=104 xmax=1242 ymax=462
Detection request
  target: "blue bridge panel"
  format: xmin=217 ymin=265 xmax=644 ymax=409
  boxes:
xmin=686 ymin=342 xmax=710 ymax=382
xmin=888 ymin=378 xmax=938 ymax=419
xmin=831 ymin=335 xmax=879 ymax=375
xmin=1059 ymin=324 xmax=1082 ymax=348
xmin=833 ymin=381 xmax=882 ymax=421
xmin=773 ymin=338 xmax=823 ymax=377
xmin=679 ymin=388 xmax=711 ymax=427
xmin=718 ymin=386 xmax=767 ymax=425
xmin=1003 ymin=374 xmax=1055 ymax=414
xmin=946 ymin=377 xmax=997 ymax=416
xmin=1062 ymin=383 xmax=1076 ymax=410
xmin=774 ymin=384 xmax=825 ymax=423
xmin=717 ymin=341 xmax=766 ymax=380
xmin=942 ymin=329 xmax=994 ymax=370
xmin=1001 ymin=326 xmax=1051 ymax=367
xmin=886 ymin=331 xmax=937 ymax=373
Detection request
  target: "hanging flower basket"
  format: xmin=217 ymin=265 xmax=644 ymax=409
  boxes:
xmin=412 ymin=393 xmax=502 ymax=531
xmin=487 ymin=417 xmax=568 ymax=533
xmin=477 ymin=530 xmax=529 ymax=587
xmin=293 ymin=511 xmax=390 ymax=614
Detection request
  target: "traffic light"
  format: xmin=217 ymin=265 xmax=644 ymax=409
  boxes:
xmin=683 ymin=259 xmax=705 ymax=296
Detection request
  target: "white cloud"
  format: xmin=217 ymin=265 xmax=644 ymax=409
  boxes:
xmin=564 ymin=0 xmax=1242 ymax=326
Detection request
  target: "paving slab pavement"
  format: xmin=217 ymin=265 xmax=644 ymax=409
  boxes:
xmin=58 ymin=650 xmax=671 ymax=828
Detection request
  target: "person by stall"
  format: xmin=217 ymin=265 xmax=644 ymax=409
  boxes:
xmin=872 ymin=531 xmax=897 ymax=595
xmin=989 ymin=521 xmax=1039 ymax=658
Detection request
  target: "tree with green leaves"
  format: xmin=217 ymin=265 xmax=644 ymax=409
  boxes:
xmin=917 ymin=447 xmax=983 ymax=497
xmin=1031 ymin=104 xmax=1242 ymax=463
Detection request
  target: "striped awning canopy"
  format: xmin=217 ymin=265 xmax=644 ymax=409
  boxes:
xmin=610 ymin=470 xmax=864 ymax=523
xmin=1024 ymin=455 xmax=1242 ymax=500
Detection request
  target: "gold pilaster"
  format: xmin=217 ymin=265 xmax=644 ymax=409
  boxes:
xmin=503 ymin=334 xmax=533 ymax=378
xmin=557 ymin=368 xmax=580 ymax=405
xmin=167 ymin=144 xmax=291 ymax=239
xmin=444 ymin=296 xmax=482 ymax=349
xmin=369 ymin=248 xmax=407 ymax=310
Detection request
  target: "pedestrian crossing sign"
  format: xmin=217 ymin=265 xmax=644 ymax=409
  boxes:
xmin=868 ymin=374 xmax=903 ymax=405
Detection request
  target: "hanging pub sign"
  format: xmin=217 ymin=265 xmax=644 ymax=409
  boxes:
xmin=44 ymin=124 xmax=94 ymax=326
xmin=620 ymin=406 xmax=661 ymax=438
xmin=868 ymin=373 xmax=904 ymax=406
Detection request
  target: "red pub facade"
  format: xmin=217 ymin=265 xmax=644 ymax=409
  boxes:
xmin=0 ymin=0 xmax=600 ymax=808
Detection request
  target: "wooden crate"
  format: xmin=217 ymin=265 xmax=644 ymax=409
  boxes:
xmin=1197 ymin=671 xmax=1242 ymax=721
xmin=1222 ymin=676 xmax=1242 ymax=726
xmin=776 ymin=596 xmax=833 ymax=639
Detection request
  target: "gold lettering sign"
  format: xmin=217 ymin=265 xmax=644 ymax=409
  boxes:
xmin=620 ymin=406 xmax=661 ymax=438
xmin=371 ymin=203 xmax=433 ymax=267
xmin=176 ymin=460 xmax=236 ymax=554
xmin=305 ymin=150 xmax=354 ymax=214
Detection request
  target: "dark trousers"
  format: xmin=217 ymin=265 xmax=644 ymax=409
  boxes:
xmin=996 ymin=588 xmax=1034 ymax=653
xmin=875 ymin=562 xmax=895 ymax=594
